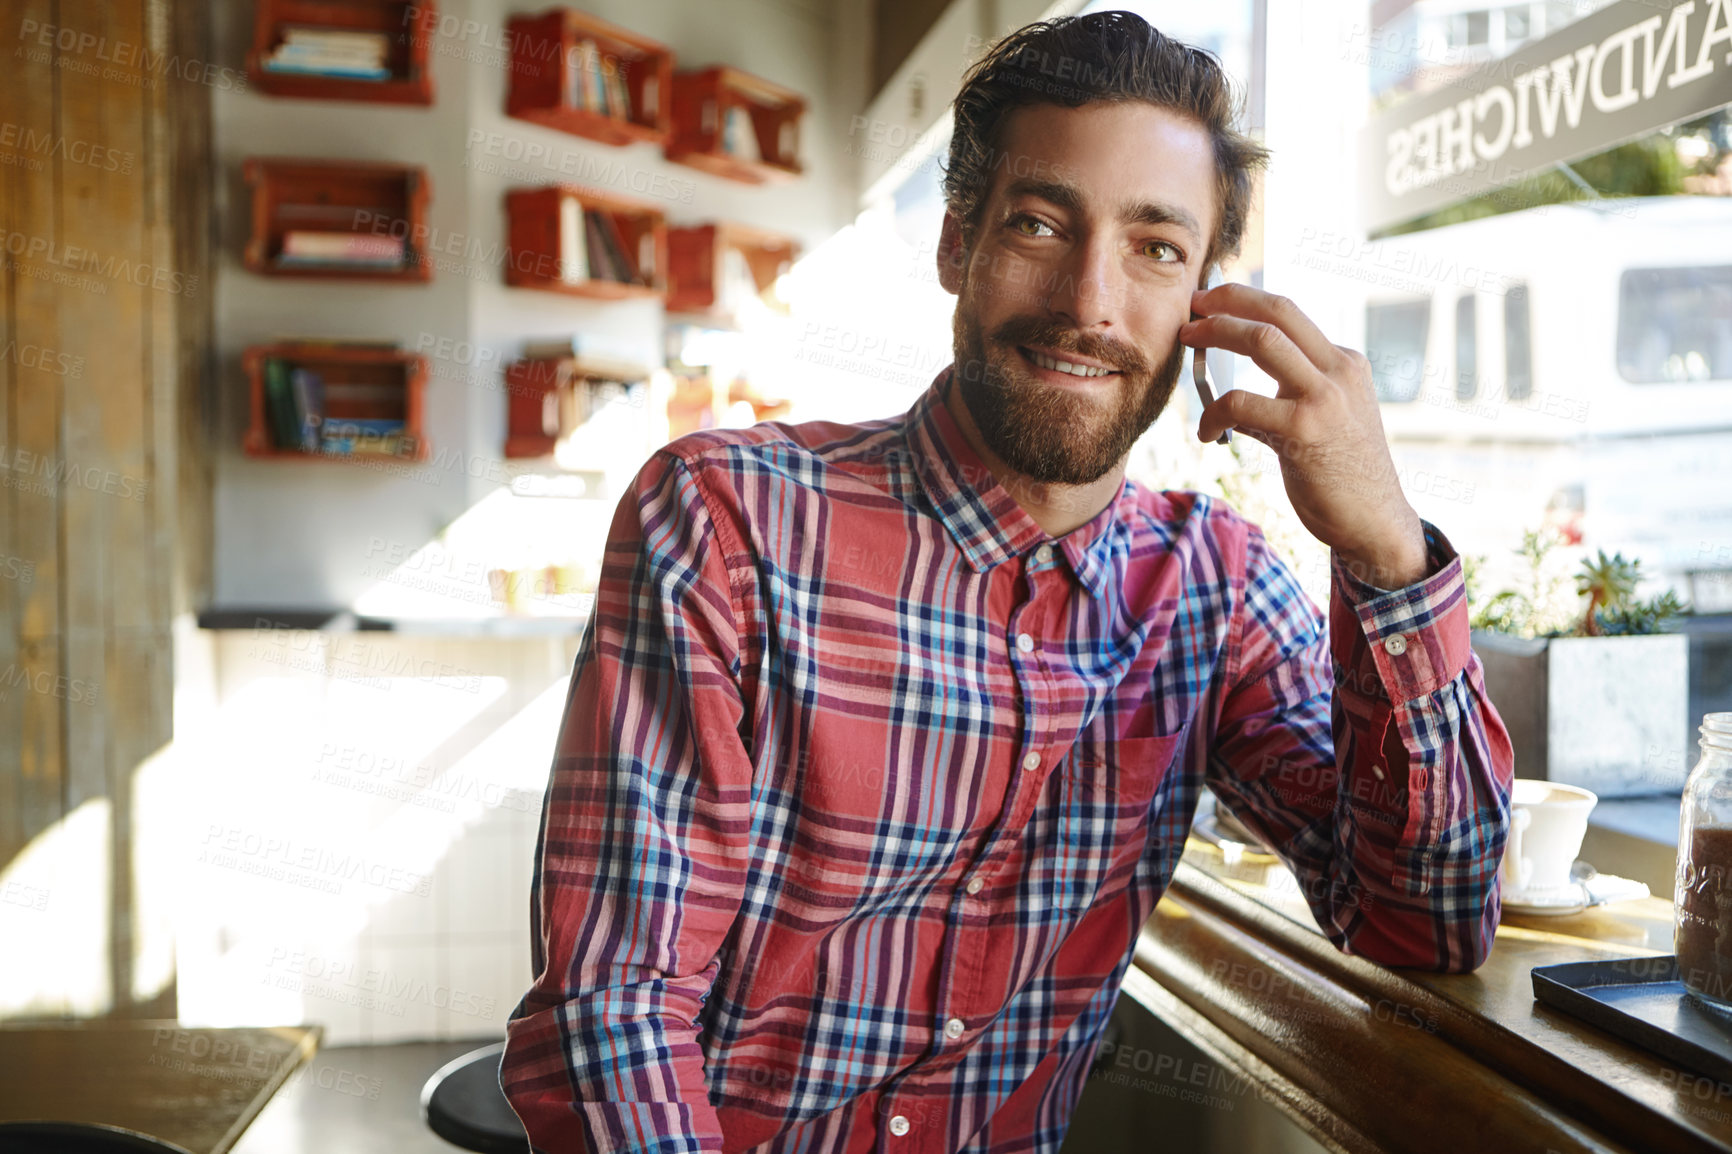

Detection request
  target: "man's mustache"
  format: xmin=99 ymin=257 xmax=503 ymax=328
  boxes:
xmin=987 ymin=316 xmax=1152 ymax=377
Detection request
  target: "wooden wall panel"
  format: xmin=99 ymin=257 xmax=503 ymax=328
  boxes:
xmin=6 ymin=0 xmax=71 ymax=904
xmin=0 ymin=0 xmax=211 ymax=1019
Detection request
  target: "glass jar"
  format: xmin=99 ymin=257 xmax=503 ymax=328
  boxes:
xmin=1676 ymin=713 xmax=1732 ymax=1008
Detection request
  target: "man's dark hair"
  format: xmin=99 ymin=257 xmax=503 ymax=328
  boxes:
xmin=942 ymin=11 xmax=1269 ymax=271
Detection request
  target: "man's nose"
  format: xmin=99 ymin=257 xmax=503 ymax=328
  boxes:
xmin=1043 ymin=233 xmax=1123 ymax=330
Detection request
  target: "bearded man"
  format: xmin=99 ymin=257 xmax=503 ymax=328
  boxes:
xmin=502 ymin=12 xmax=1514 ymax=1153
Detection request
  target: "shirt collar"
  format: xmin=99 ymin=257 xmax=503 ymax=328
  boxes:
xmin=903 ymin=367 xmax=1127 ymax=596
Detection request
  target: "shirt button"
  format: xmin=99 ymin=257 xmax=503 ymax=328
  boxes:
xmin=1034 ymin=544 xmax=1053 ymax=564
xmin=889 ymin=1114 xmax=910 ymax=1136
xmin=1383 ymin=634 xmax=1408 ymax=656
xmin=1016 ymin=632 xmax=1035 ymax=654
xmin=1022 ymin=751 xmax=1041 ymax=771
xmin=944 ymin=1017 xmax=965 ymax=1039
xmin=965 ymin=876 xmax=984 ymax=895
xmin=1372 ymin=762 xmax=1387 ymax=780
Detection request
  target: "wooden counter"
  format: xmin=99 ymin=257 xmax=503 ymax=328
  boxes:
xmin=0 ymin=1022 xmax=319 ymax=1153
xmin=1129 ymin=839 xmax=1719 ymax=1154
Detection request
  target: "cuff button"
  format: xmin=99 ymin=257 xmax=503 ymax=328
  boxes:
xmin=1382 ymin=634 xmax=1408 ymax=656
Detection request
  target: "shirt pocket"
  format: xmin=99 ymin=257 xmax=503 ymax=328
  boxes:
xmin=1063 ymin=732 xmax=1182 ymax=806
xmin=1032 ymin=733 xmax=1182 ymax=918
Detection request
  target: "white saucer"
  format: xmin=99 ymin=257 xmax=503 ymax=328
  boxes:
xmin=1190 ymin=813 xmax=1278 ymax=862
xmin=1502 ymin=867 xmax=1650 ymax=917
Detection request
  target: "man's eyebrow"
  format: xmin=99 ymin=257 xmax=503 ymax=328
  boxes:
xmin=1001 ymin=177 xmax=1202 ymax=243
xmin=1119 ymin=199 xmax=1203 ymax=243
xmin=1003 ymin=177 xmax=1085 ymax=216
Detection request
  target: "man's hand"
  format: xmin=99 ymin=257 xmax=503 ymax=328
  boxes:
xmin=1181 ymin=283 xmax=1428 ymax=590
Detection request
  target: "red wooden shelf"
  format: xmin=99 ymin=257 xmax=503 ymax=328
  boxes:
xmin=247 ymin=0 xmax=436 ymax=105
xmin=243 ymin=157 xmax=432 ymax=283
xmin=506 ymin=8 xmax=673 ymax=147
xmin=666 ymin=222 xmax=798 ymax=321
xmin=503 ymin=185 xmax=666 ymax=300
xmin=243 ymin=343 xmax=429 ymax=461
xmin=666 ymin=66 xmax=805 ymax=184
xmin=504 ymin=354 xmax=650 ymax=459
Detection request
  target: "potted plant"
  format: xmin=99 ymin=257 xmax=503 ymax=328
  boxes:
xmin=1470 ymin=531 xmax=1690 ymax=797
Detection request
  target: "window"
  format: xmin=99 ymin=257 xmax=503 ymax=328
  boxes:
xmin=1455 ymin=293 xmax=1477 ymax=400
xmin=1617 ymin=266 xmax=1732 ymax=383
xmin=1366 ymin=300 xmax=1430 ymax=402
xmin=1505 ymin=284 xmax=1532 ymax=400
xmin=1448 ymin=10 xmax=1491 ymax=47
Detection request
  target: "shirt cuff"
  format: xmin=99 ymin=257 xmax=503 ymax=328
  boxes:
xmin=1329 ymin=522 xmax=1471 ymax=704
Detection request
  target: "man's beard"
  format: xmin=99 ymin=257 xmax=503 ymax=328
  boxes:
xmin=951 ymin=287 xmax=1185 ymax=486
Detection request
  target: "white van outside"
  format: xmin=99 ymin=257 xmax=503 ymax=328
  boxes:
xmin=1354 ymin=195 xmax=1732 ymax=608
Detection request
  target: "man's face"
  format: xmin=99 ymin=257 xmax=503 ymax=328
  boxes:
xmin=942 ymin=101 xmax=1219 ymax=486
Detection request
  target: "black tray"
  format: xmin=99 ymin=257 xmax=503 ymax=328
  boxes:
xmin=1532 ymin=956 xmax=1732 ymax=1084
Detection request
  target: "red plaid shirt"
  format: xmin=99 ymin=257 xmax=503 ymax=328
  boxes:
xmin=502 ymin=372 xmax=1514 ymax=1153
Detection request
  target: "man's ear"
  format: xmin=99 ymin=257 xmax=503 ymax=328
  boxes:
xmin=936 ymin=211 xmax=967 ymax=296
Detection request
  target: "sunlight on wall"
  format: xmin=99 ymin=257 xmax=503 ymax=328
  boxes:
xmin=773 ymin=201 xmax=958 ymax=426
xmin=174 ymin=634 xmax=573 ymax=1044
xmin=350 ymin=486 xmax=609 ymax=622
xmin=133 ymin=740 xmax=182 ymax=1006
xmin=0 ymin=798 xmax=112 ymax=1017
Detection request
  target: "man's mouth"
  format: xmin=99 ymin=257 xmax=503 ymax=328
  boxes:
xmin=1017 ymin=345 xmax=1120 ymax=380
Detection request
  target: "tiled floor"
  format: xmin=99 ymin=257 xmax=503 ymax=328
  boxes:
xmin=232 ymin=1040 xmax=492 ymax=1154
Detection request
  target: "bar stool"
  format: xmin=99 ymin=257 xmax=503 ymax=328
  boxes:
xmin=420 ymin=1042 xmax=528 ymax=1152
xmin=0 ymin=1122 xmax=192 ymax=1152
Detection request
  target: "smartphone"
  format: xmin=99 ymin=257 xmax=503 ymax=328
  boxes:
xmin=1191 ymin=268 xmax=1230 ymax=446
xmin=1190 ymin=318 xmax=1231 ymax=447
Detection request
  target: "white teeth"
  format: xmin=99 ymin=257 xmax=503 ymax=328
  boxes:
xmin=1029 ymin=350 xmax=1112 ymax=378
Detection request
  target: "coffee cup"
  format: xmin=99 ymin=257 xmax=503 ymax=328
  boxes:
xmin=1502 ymin=779 xmax=1598 ymax=895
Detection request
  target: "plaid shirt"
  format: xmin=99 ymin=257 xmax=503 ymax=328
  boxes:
xmin=503 ymin=371 xmax=1514 ymax=1153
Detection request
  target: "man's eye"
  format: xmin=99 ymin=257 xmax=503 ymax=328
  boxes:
xmin=1012 ymin=216 xmax=1055 ymax=237
xmin=1142 ymin=240 xmax=1182 ymax=263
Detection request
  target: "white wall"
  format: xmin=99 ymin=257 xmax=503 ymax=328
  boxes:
xmin=210 ymin=0 xmax=863 ymax=611
xmin=192 ymin=0 xmax=867 ymax=1046
xmin=174 ymin=630 xmax=578 ymax=1045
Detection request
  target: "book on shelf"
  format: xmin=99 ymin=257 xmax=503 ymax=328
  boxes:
xmin=559 ymin=195 xmax=586 ymax=285
xmin=282 ymin=26 xmax=390 ymax=52
xmin=288 ymin=367 xmax=325 ymax=452
xmin=588 ymin=46 xmax=609 ymax=113
xmin=564 ymin=39 xmax=609 ymax=112
xmin=265 ymin=26 xmax=391 ymax=81
xmin=262 ymin=58 xmax=390 ymax=80
xmin=264 ymin=358 xmax=299 ymax=450
xmin=641 ymin=75 xmax=658 ymax=121
xmin=583 ymin=210 xmax=616 ymax=281
xmin=583 ymin=209 xmax=639 ymax=284
xmin=278 ymin=230 xmax=405 ymax=269
xmin=601 ymin=57 xmax=630 ymax=119
xmin=601 ymin=212 xmax=639 ymax=282
xmin=321 ymin=417 xmax=406 ymax=456
xmin=778 ymin=118 xmax=797 ymax=165
xmin=560 ymin=39 xmax=578 ymax=108
xmin=261 ymin=359 xmax=411 ymax=456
